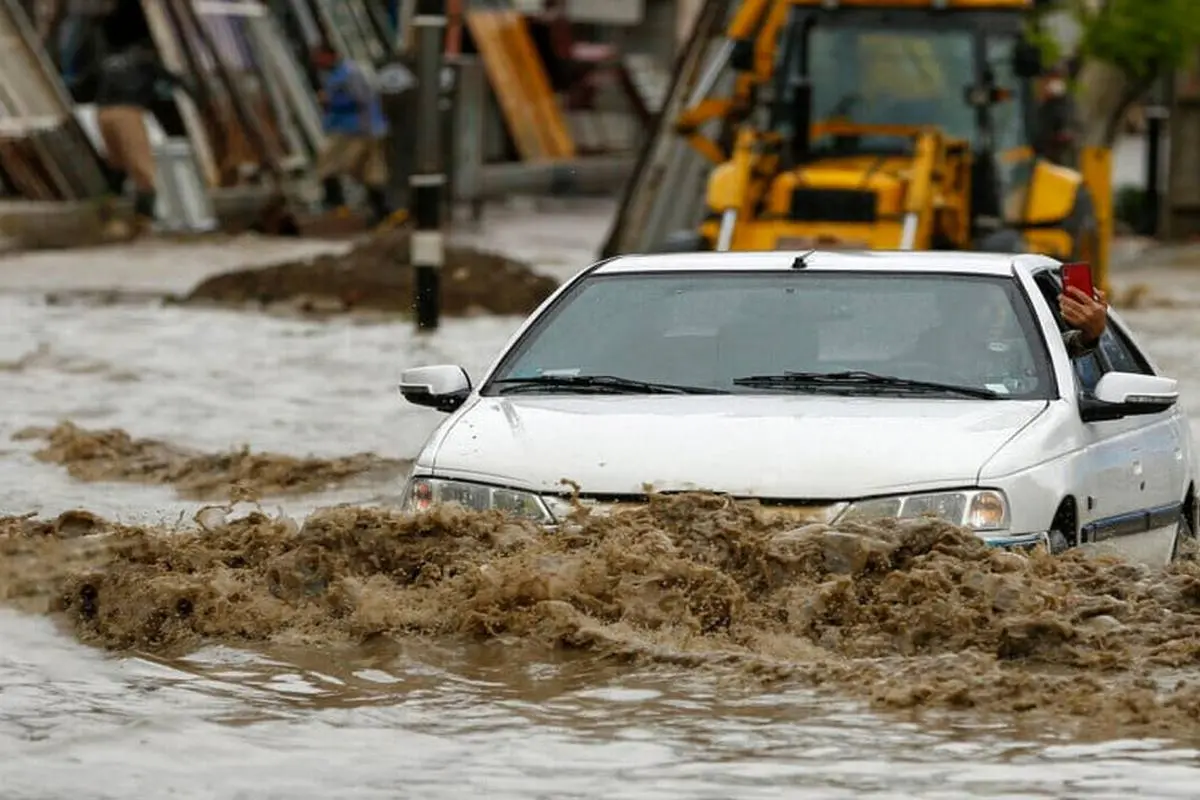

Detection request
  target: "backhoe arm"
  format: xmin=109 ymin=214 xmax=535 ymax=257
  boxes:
xmin=702 ymin=126 xmax=781 ymax=250
xmin=674 ymin=0 xmax=778 ymax=165
xmin=899 ymin=129 xmax=942 ymax=250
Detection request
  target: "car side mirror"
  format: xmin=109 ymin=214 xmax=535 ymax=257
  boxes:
xmin=398 ymin=364 xmax=472 ymax=413
xmin=1079 ymin=372 xmax=1178 ymax=422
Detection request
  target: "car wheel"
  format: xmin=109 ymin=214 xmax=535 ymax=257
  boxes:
xmin=1171 ymin=511 xmax=1196 ymax=563
xmin=1048 ymin=529 xmax=1071 ymax=555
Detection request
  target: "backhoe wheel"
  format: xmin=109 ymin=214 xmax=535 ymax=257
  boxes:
xmin=652 ymin=230 xmax=711 ymax=253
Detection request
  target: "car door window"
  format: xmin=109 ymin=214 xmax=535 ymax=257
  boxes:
xmin=1031 ymin=271 xmax=1067 ymax=333
xmin=1099 ymin=324 xmax=1155 ymax=376
xmin=1031 ymin=270 xmax=1108 ymax=393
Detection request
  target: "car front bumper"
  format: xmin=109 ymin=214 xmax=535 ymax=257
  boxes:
xmin=977 ymin=530 xmax=1051 ymax=552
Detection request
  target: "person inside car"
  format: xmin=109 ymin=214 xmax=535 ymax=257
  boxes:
xmin=1058 ymin=284 xmax=1108 ymax=357
xmin=904 ymin=281 xmax=1110 ymax=390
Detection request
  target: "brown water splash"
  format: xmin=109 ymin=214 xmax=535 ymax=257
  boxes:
xmin=6 ymin=494 xmax=1200 ymax=739
xmin=0 ymin=510 xmax=142 ymax=615
xmin=13 ymin=422 xmax=409 ymax=501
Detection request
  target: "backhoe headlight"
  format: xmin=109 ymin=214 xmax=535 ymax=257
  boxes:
xmin=837 ymin=489 xmax=1010 ymax=531
xmin=400 ymin=476 xmax=553 ymax=523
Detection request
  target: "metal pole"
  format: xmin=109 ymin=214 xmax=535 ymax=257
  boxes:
xmin=453 ymin=55 xmax=486 ymax=222
xmin=441 ymin=60 xmax=457 ymax=222
xmin=1144 ymin=78 xmax=1169 ymax=238
xmin=412 ymin=0 xmax=446 ymax=332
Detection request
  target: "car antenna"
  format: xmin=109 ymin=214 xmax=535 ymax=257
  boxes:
xmin=792 ymin=249 xmax=815 ymax=269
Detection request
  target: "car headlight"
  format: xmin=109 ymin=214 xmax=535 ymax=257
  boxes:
xmin=837 ymin=489 xmax=1009 ymax=531
xmin=400 ymin=476 xmax=554 ymax=523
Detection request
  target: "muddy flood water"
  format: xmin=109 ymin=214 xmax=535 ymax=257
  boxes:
xmin=4 ymin=214 xmax=1200 ymax=799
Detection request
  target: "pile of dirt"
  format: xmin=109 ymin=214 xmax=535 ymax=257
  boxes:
xmin=176 ymin=228 xmax=559 ymax=317
xmin=7 ymin=494 xmax=1200 ymax=740
xmin=14 ymin=422 xmax=409 ymax=501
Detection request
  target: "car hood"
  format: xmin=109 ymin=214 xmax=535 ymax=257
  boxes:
xmin=427 ymin=395 xmax=1049 ymax=499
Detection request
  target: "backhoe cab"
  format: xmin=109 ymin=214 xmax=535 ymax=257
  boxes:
xmin=671 ymin=0 xmax=1109 ymax=287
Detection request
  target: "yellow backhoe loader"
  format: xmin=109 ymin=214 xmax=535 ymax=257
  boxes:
xmin=653 ymin=0 xmax=1112 ymax=289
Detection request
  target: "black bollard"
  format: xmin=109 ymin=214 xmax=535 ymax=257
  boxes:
xmin=411 ymin=0 xmax=447 ymax=332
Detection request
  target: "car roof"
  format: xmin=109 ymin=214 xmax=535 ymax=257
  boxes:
xmin=592 ymin=250 xmax=1062 ymax=277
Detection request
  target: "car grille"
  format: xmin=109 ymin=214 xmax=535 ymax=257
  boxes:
xmin=789 ymin=188 xmax=878 ymax=223
xmin=572 ymin=498 xmax=847 ymax=525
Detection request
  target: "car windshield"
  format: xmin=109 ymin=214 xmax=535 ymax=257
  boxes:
xmin=485 ymin=271 xmax=1054 ymax=400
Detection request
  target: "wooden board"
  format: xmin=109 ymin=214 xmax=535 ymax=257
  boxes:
xmin=496 ymin=10 xmax=573 ymax=159
xmin=464 ymin=9 xmax=545 ymax=161
xmin=0 ymin=136 xmax=55 ymax=199
xmin=464 ymin=9 xmax=574 ymax=162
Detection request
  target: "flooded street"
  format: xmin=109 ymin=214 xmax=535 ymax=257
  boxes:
xmin=7 ymin=608 xmax=1200 ymax=800
xmin=0 ymin=291 xmax=522 ymax=522
xmin=4 ymin=201 xmax=1200 ymax=798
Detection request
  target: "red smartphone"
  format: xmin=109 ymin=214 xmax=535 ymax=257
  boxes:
xmin=1061 ymin=262 xmax=1095 ymax=299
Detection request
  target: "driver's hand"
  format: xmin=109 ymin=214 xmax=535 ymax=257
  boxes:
xmin=1059 ymin=286 xmax=1107 ymax=344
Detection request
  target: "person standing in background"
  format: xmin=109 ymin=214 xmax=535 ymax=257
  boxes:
xmin=312 ymin=45 xmax=392 ymax=226
xmin=93 ymin=38 xmax=192 ymax=239
xmin=1035 ymin=62 xmax=1079 ymax=167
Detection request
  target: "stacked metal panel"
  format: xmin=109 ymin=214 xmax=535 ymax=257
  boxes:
xmin=0 ymin=0 xmax=107 ymax=200
xmin=244 ymin=9 xmax=326 ymax=161
xmin=600 ymin=0 xmax=737 ymax=257
xmin=310 ymin=0 xmax=391 ymax=70
xmin=152 ymin=138 xmax=218 ymax=232
xmin=270 ymin=0 xmax=395 ymax=80
xmin=139 ymin=0 xmax=323 ymax=188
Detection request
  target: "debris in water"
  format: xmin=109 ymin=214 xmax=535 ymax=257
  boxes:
xmin=175 ymin=228 xmax=559 ymax=318
xmin=13 ymin=421 xmax=409 ymax=501
xmin=5 ymin=493 xmax=1200 ymax=740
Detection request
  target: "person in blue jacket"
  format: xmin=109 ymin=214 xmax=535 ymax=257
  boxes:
xmin=312 ymin=45 xmax=390 ymax=224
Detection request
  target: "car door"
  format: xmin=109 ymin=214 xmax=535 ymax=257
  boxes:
xmin=1067 ymin=340 xmax=1162 ymax=540
xmin=1096 ymin=317 xmax=1188 ymax=532
xmin=1028 ymin=270 xmax=1174 ymax=545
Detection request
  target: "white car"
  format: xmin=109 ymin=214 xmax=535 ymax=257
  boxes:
xmin=397 ymin=250 xmax=1196 ymax=567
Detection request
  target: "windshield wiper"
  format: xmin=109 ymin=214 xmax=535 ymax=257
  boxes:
xmin=731 ymin=370 xmax=999 ymax=399
xmin=491 ymin=375 xmax=729 ymax=395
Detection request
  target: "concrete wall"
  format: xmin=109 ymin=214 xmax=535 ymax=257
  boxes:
xmin=1164 ymin=55 xmax=1200 ymax=240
